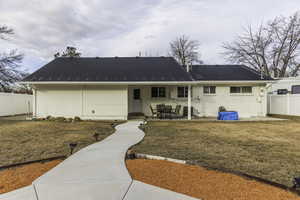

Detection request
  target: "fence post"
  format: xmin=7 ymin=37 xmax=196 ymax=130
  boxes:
xmin=269 ymin=95 xmax=272 ymax=114
xmin=287 ymin=93 xmax=290 ymax=115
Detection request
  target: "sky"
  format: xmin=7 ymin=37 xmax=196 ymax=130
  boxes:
xmin=0 ymin=0 xmax=299 ymax=73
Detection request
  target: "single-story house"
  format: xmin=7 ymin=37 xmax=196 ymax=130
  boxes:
xmin=268 ymin=77 xmax=300 ymax=95
xmin=21 ymin=57 xmax=273 ymax=120
xmin=268 ymin=77 xmax=300 ymax=116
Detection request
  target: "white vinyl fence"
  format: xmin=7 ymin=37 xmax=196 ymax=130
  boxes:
xmin=0 ymin=92 xmax=33 ymax=116
xmin=268 ymin=94 xmax=300 ymax=116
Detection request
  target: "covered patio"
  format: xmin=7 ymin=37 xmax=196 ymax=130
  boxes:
xmin=128 ymin=84 xmax=193 ymax=120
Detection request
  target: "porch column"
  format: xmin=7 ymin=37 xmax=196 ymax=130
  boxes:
xmin=188 ymin=85 xmax=192 ymax=120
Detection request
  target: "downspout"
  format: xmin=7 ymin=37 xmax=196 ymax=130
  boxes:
xmin=187 ymin=63 xmax=192 ymax=120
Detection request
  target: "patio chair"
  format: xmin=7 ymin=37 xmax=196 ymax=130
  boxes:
xmin=164 ymin=105 xmax=173 ymax=119
xmin=156 ymin=104 xmax=165 ymax=119
xmin=149 ymin=105 xmax=158 ymax=118
xmin=171 ymin=105 xmax=182 ymax=119
xmin=183 ymin=106 xmax=194 ymax=117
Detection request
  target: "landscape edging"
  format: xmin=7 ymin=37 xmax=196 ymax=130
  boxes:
xmin=134 ymin=153 xmax=186 ymax=165
xmin=0 ymin=156 xmax=66 ymax=171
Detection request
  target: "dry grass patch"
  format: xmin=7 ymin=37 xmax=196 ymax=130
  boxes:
xmin=133 ymin=120 xmax=300 ymax=187
xmin=0 ymin=120 xmax=116 ymax=167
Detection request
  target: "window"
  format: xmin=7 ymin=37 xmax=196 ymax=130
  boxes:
xmin=292 ymin=85 xmax=300 ymax=94
xmin=277 ymin=89 xmax=288 ymax=95
xmin=151 ymin=87 xmax=166 ymax=98
xmin=133 ymin=89 xmax=140 ymax=100
xmin=203 ymin=86 xmax=216 ymax=94
xmin=230 ymin=86 xmax=252 ymax=94
xmin=177 ymin=86 xmax=188 ymax=98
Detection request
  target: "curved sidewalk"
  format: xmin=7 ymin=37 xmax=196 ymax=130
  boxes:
xmin=0 ymin=121 xmax=199 ymax=200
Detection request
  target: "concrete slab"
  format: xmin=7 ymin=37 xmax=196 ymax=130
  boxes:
xmin=35 ymin=181 xmax=131 ymax=200
xmin=124 ymin=181 xmax=200 ymax=200
xmin=0 ymin=186 xmax=37 ymax=200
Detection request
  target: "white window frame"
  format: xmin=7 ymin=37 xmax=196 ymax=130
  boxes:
xmin=177 ymin=86 xmax=188 ymax=98
xmin=230 ymin=86 xmax=253 ymax=95
xmin=203 ymin=86 xmax=216 ymax=95
xmin=151 ymin=87 xmax=166 ymax=98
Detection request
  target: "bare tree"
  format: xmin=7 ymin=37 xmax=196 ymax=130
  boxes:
xmin=0 ymin=26 xmax=13 ymax=39
xmin=223 ymin=11 xmax=300 ymax=78
xmin=54 ymin=46 xmax=81 ymax=58
xmin=0 ymin=26 xmax=25 ymax=91
xmin=170 ymin=35 xmax=201 ymax=66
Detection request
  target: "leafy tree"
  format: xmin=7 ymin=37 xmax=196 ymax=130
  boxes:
xmin=169 ymin=35 xmax=202 ymax=66
xmin=223 ymin=11 xmax=300 ymax=78
xmin=0 ymin=26 xmax=25 ymax=91
xmin=54 ymin=46 xmax=81 ymax=58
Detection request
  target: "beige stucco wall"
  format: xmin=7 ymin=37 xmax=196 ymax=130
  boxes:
xmin=34 ymin=85 xmax=128 ymax=120
xmin=135 ymin=85 xmax=267 ymax=118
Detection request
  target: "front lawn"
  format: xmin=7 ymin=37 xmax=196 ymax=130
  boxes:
xmin=0 ymin=120 xmax=116 ymax=167
xmin=132 ymin=120 xmax=300 ymax=187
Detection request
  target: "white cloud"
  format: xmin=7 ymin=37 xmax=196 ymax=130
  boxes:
xmin=0 ymin=0 xmax=299 ymax=71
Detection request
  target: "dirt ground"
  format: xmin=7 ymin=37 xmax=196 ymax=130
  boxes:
xmin=0 ymin=160 xmax=62 ymax=194
xmin=127 ymin=159 xmax=300 ymax=200
xmin=133 ymin=120 xmax=300 ymax=187
xmin=0 ymin=120 xmax=116 ymax=167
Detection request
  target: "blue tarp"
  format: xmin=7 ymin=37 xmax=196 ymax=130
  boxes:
xmin=218 ymin=111 xmax=239 ymax=120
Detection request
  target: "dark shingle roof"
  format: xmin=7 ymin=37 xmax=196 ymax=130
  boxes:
xmin=190 ymin=65 xmax=273 ymax=81
xmin=23 ymin=57 xmax=193 ymax=82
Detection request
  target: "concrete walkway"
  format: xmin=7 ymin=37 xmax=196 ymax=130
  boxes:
xmin=0 ymin=121 xmax=199 ymax=200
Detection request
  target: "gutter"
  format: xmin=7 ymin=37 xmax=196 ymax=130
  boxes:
xmin=19 ymin=81 xmax=197 ymax=85
xmin=192 ymin=80 xmax=276 ymax=84
xmin=19 ymin=80 xmax=275 ymax=85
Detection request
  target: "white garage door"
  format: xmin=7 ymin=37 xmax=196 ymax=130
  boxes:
xmin=36 ymin=86 xmax=82 ymax=117
xmin=83 ymin=86 xmax=128 ymax=119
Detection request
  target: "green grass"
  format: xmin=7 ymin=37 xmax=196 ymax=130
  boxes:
xmin=0 ymin=120 xmax=117 ymax=167
xmin=133 ymin=120 xmax=300 ymax=187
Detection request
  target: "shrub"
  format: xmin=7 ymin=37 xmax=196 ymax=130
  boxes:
xmin=73 ymin=116 xmax=81 ymax=122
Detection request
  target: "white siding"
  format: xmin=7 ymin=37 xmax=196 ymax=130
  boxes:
xmin=268 ymin=78 xmax=300 ymax=94
xmin=83 ymin=85 xmax=128 ymax=119
xmin=136 ymin=85 xmax=267 ymax=118
xmin=34 ymin=83 xmax=267 ymax=120
xmin=35 ymin=85 xmax=127 ymax=120
xmin=194 ymin=85 xmax=267 ymax=117
xmin=36 ymin=85 xmax=82 ymax=117
xmin=0 ymin=93 xmax=33 ymax=116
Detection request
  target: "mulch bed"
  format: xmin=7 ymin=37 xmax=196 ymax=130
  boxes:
xmin=126 ymin=159 xmax=300 ymax=200
xmin=0 ymin=160 xmax=62 ymax=194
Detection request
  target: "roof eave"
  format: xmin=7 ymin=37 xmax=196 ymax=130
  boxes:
xmin=20 ymin=80 xmax=275 ymax=85
xmin=193 ymin=80 xmax=275 ymax=84
xmin=19 ymin=81 xmax=197 ymax=85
